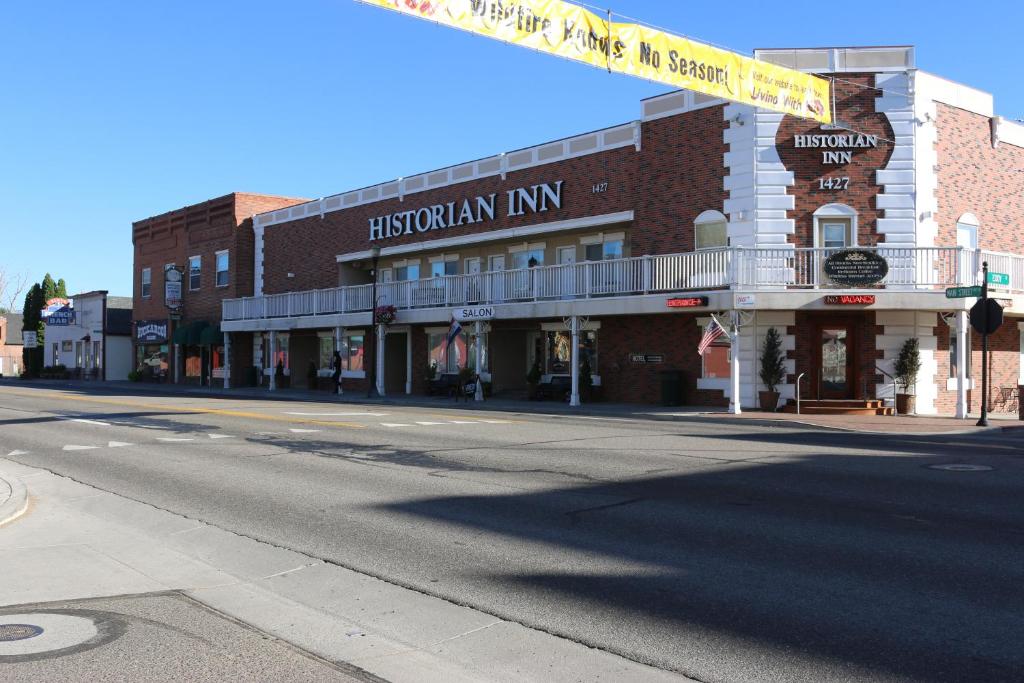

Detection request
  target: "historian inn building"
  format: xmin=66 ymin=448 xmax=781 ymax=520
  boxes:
xmin=187 ymin=46 xmax=1024 ymax=416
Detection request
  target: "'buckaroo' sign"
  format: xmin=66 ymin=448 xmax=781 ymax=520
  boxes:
xmin=360 ymin=0 xmax=832 ymax=123
xmin=823 ymin=249 xmax=889 ymax=286
xmin=369 ymin=181 xmax=562 ymax=241
xmin=136 ymin=320 xmax=169 ymax=343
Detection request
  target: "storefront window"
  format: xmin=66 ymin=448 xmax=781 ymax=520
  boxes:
xmin=949 ymin=330 xmax=971 ymax=379
xmin=92 ymin=341 xmax=102 ymax=368
xmin=136 ymin=344 xmax=168 ymax=380
xmin=211 ymin=345 xmax=224 ymax=378
xmin=544 ymin=330 xmax=597 ymax=375
xmin=275 ymin=335 xmax=289 ymax=371
xmin=342 ymin=334 xmax=364 ymax=372
xmin=319 ymin=336 xmax=334 ymax=370
xmin=185 ymin=348 xmax=201 ymax=377
xmin=75 ymin=341 xmax=83 ymax=368
xmin=429 ymin=332 xmax=469 ymax=374
xmin=703 ymin=344 xmax=731 ymax=378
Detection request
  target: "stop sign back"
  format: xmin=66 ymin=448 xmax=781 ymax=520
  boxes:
xmin=969 ymin=298 xmax=1004 ymax=335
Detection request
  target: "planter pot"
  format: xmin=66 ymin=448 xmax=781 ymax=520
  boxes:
xmin=759 ymin=390 xmax=781 ymax=412
xmin=896 ymin=393 xmax=916 ymax=415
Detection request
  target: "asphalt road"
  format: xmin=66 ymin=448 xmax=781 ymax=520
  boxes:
xmin=1 ymin=384 xmax=1022 ymax=682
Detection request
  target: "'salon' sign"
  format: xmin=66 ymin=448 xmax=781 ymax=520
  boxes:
xmin=369 ymin=181 xmax=562 ymax=241
xmin=453 ymin=307 xmax=495 ymax=322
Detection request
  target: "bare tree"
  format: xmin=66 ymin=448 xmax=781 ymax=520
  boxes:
xmin=0 ymin=267 xmax=29 ymax=314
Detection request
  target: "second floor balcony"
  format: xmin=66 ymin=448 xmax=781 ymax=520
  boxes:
xmin=223 ymin=246 xmax=1024 ymax=323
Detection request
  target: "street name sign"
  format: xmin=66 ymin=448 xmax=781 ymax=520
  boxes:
xmin=987 ymin=271 xmax=1010 ymax=286
xmin=945 ymin=286 xmax=982 ymax=299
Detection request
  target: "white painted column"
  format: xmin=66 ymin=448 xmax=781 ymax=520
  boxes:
xmin=729 ymin=312 xmax=742 ymax=414
xmin=956 ymin=310 xmax=969 ymax=419
xmin=376 ymin=326 xmax=386 ymax=397
xmin=268 ymin=331 xmax=277 ymax=392
xmin=474 ymin=322 xmax=483 ymax=401
xmin=223 ymin=332 xmax=231 ymax=390
xmin=334 ymin=326 xmax=344 ymax=396
xmin=569 ymin=316 xmax=580 ymax=407
xmin=406 ymin=331 xmax=413 ymax=395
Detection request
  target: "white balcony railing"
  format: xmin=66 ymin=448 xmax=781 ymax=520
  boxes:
xmin=222 ymin=247 xmax=1022 ymax=322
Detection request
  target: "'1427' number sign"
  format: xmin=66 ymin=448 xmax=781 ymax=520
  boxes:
xmin=819 ymin=177 xmax=850 ymax=190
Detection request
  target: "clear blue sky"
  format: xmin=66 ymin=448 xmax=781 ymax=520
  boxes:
xmin=2 ymin=0 xmax=1022 ymax=305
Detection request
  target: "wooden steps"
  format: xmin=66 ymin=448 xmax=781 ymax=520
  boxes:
xmin=780 ymin=399 xmax=895 ymax=416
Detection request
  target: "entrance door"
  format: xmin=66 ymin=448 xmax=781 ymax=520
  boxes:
xmin=465 ymin=257 xmax=481 ymax=302
xmin=489 ymin=255 xmax=505 ymax=302
xmin=556 ymin=246 xmax=577 ymax=297
xmin=812 ymin=321 xmax=858 ymax=399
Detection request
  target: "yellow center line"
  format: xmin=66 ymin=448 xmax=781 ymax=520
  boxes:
xmin=0 ymin=387 xmax=364 ymax=429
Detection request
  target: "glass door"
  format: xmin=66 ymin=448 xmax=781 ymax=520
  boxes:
xmin=489 ymin=254 xmax=506 ymax=302
xmin=813 ymin=322 xmax=857 ymax=399
xmin=556 ymin=246 xmax=577 ymax=297
xmin=817 ymin=219 xmax=851 ymax=286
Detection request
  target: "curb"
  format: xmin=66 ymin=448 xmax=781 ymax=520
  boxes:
xmin=0 ymin=472 xmax=29 ymax=527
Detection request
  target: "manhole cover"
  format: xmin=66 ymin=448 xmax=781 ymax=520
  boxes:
xmin=0 ymin=624 xmax=43 ymax=642
xmin=928 ymin=463 xmax=994 ymax=472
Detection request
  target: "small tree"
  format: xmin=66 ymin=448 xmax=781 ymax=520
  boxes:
xmin=759 ymin=327 xmax=786 ymax=392
xmin=894 ymin=338 xmax=921 ymax=394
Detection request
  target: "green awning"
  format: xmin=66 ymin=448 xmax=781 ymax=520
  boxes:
xmin=198 ymin=323 xmax=222 ymax=346
xmin=186 ymin=320 xmax=209 ymax=346
xmin=171 ymin=322 xmax=191 ymax=345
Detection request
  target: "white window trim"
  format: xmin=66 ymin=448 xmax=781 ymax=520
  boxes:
xmin=812 ymin=203 xmax=858 ymax=249
xmin=427 ymin=253 xmax=459 ymax=263
xmin=694 ymin=210 xmax=729 ymax=250
xmin=215 ymin=249 xmax=229 ymax=288
xmin=188 ymin=255 xmax=201 ymax=291
xmin=390 ymin=258 xmax=421 ymax=268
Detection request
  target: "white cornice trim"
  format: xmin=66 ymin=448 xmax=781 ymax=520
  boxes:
xmin=336 ymin=211 xmax=634 ymax=263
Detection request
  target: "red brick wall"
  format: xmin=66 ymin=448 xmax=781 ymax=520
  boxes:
xmin=776 ymin=75 xmax=895 ymax=247
xmin=935 ymin=105 xmax=1024 ymax=251
xmin=261 ymin=149 xmax=641 ymax=295
xmin=934 ymin=320 xmax=1020 ymax=414
xmin=632 ymin=105 xmax=728 ymax=255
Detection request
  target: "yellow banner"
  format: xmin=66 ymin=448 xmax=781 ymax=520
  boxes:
xmin=358 ymin=0 xmax=832 ymax=124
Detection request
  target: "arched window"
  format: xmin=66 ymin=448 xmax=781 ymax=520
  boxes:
xmin=955 ymin=213 xmax=979 ymax=250
xmin=694 ymin=210 xmax=728 ymax=250
xmin=813 ymin=203 xmax=858 ymax=249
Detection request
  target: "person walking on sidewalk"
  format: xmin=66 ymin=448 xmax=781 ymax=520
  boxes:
xmin=331 ymin=351 xmax=343 ymax=395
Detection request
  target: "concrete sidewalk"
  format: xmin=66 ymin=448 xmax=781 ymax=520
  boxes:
xmin=4 ymin=377 xmax=1021 ymax=435
xmin=0 ymin=461 xmax=689 ymax=682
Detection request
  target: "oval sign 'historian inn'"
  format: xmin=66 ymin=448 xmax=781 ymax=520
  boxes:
xmin=133 ymin=46 xmax=1024 ymax=417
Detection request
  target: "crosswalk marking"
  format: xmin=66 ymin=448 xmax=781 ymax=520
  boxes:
xmin=480 ymin=420 xmax=511 ymax=424
xmin=380 ymin=423 xmax=414 ymax=427
xmin=208 ymin=434 xmax=234 ymax=439
xmin=448 ymin=420 xmax=480 ymax=424
xmin=157 ymin=437 xmax=194 ymax=442
xmin=415 ymin=421 xmax=445 ymax=425
xmin=7 ymin=450 xmax=29 ymax=456
xmin=62 ymin=445 xmax=99 ymax=451
xmin=285 ymin=412 xmax=389 ymax=417
xmin=107 ymin=441 xmax=133 ymax=448
xmin=289 ymin=429 xmax=321 ymax=433
xmin=68 ymin=418 xmax=111 ymax=426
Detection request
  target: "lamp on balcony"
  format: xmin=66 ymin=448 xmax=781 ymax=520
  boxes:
xmin=368 ymin=246 xmax=381 ymax=398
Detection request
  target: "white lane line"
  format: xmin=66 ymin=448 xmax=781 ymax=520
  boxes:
xmin=285 ymin=412 xmax=389 ymax=417
xmin=7 ymin=450 xmax=29 ymax=456
xmin=157 ymin=437 xmax=195 ymax=442
xmin=380 ymin=423 xmax=414 ymax=428
xmin=62 ymin=445 xmax=99 ymax=451
xmin=289 ymin=429 xmax=321 ymax=434
xmin=107 ymin=441 xmax=133 ymax=448
xmin=208 ymin=434 xmax=235 ymax=439
xmin=66 ymin=418 xmax=111 ymax=426
xmin=448 ymin=420 xmax=480 ymax=424
xmin=480 ymin=420 xmax=512 ymax=424
xmin=415 ymin=421 xmax=445 ymax=426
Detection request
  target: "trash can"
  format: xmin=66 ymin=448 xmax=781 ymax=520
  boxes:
xmin=659 ymin=370 xmax=684 ymax=407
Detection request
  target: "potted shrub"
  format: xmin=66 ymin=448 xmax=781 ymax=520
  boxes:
xmin=758 ymin=327 xmax=786 ymax=412
xmin=894 ymin=337 xmax=921 ymax=415
xmin=526 ymin=361 xmax=543 ymax=400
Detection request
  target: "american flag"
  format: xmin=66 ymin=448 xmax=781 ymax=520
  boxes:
xmin=698 ymin=318 xmax=727 ymax=356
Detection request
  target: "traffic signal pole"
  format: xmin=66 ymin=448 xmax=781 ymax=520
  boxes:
xmin=977 ymin=262 xmax=989 ymax=427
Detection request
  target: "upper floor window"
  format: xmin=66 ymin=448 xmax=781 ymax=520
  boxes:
xmin=430 ymin=255 xmax=458 ymax=278
xmin=215 ymin=251 xmax=229 ymax=288
xmin=394 ymin=261 xmax=420 ymax=282
xmin=141 ymin=268 xmax=151 ymax=298
xmin=188 ymin=255 xmax=201 ymax=291
xmin=510 ymin=243 xmax=545 ymax=269
xmin=581 ymin=232 xmax=625 ymax=261
xmin=956 ymin=213 xmax=979 ymax=251
xmin=694 ymin=210 xmax=728 ymax=250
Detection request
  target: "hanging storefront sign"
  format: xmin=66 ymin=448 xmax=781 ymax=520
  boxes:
xmin=164 ymin=265 xmax=183 ymax=310
xmin=630 ymin=353 xmax=665 ymax=364
xmin=135 ymin=320 xmax=169 ymax=343
xmin=358 ymin=0 xmax=832 ymax=124
xmin=46 ymin=306 xmax=76 ymax=326
xmin=823 ymin=249 xmax=889 ymax=286
xmin=666 ymin=296 xmax=708 ymax=308
xmin=41 ymin=298 xmax=70 ymax=318
xmin=453 ymin=306 xmax=495 ymax=321
xmin=824 ymin=294 xmax=876 ymax=305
